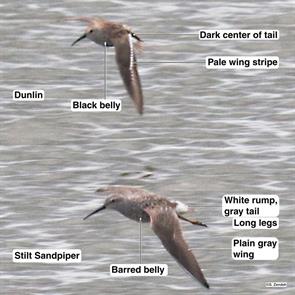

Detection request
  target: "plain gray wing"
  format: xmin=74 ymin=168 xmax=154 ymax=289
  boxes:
xmin=111 ymin=33 xmax=144 ymax=114
xmin=145 ymin=207 xmax=210 ymax=289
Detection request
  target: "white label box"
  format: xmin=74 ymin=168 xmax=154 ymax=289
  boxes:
xmin=232 ymin=217 xmax=279 ymax=229
xmin=199 ymin=30 xmax=279 ymax=40
xmin=71 ymin=99 xmax=122 ymax=112
xmin=12 ymin=249 xmax=81 ymax=263
xmin=222 ymin=194 xmax=279 ymax=217
xmin=110 ymin=264 xmax=168 ymax=277
xmin=232 ymin=237 xmax=279 ymax=260
xmin=13 ymin=90 xmax=44 ymax=101
xmin=206 ymin=56 xmax=279 ymax=69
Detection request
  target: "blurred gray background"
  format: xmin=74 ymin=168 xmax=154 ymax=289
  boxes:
xmin=0 ymin=0 xmax=294 ymax=294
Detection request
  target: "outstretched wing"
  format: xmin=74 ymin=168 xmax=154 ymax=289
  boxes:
xmin=111 ymin=32 xmax=144 ymax=114
xmin=145 ymin=206 xmax=210 ymax=289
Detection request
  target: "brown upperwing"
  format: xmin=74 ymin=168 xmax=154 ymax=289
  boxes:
xmin=145 ymin=206 xmax=210 ymax=288
xmin=110 ymin=28 xmax=144 ymax=114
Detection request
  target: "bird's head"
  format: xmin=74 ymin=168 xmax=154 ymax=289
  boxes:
xmin=83 ymin=195 xmax=122 ymax=220
xmin=68 ymin=16 xmax=103 ymax=46
xmin=71 ymin=26 xmax=101 ymax=46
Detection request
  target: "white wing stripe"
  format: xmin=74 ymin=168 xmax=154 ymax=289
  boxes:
xmin=128 ymin=33 xmax=135 ymax=81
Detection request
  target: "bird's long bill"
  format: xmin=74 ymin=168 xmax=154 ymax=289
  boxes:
xmin=72 ymin=33 xmax=87 ymax=46
xmin=83 ymin=205 xmax=106 ymax=220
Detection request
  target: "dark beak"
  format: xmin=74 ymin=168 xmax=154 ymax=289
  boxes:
xmin=83 ymin=204 xmax=106 ymax=220
xmin=72 ymin=33 xmax=87 ymax=46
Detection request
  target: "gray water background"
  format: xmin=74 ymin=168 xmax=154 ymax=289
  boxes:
xmin=0 ymin=0 xmax=295 ymax=294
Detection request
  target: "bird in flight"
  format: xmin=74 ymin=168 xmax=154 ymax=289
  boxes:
xmin=70 ymin=17 xmax=144 ymax=114
xmin=84 ymin=185 xmax=210 ymax=289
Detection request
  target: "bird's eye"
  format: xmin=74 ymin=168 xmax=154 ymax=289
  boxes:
xmin=89 ymin=29 xmax=93 ymax=33
xmin=111 ymin=199 xmax=115 ymax=203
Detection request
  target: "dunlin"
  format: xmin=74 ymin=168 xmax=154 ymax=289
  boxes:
xmin=70 ymin=17 xmax=144 ymax=114
xmin=84 ymin=185 xmax=209 ymax=289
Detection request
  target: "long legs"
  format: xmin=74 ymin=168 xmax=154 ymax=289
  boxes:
xmin=178 ymin=214 xmax=207 ymax=227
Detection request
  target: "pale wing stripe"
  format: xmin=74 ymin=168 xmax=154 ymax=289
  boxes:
xmin=128 ymin=33 xmax=135 ymax=81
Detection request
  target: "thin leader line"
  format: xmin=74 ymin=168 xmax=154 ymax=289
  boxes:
xmin=138 ymin=61 xmax=203 ymax=64
xmin=139 ymin=217 xmax=142 ymax=264
xmin=139 ymin=33 xmax=198 ymax=35
xmin=191 ymin=248 xmax=231 ymax=250
xmin=103 ymin=42 xmax=107 ymax=99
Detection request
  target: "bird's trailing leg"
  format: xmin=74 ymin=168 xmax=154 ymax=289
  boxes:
xmin=178 ymin=214 xmax=207 ymax=227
